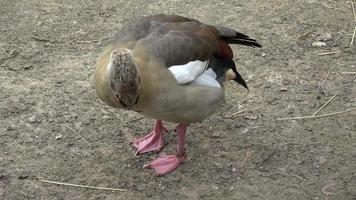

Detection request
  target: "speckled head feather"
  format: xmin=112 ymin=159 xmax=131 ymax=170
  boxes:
xmin=108 ymin=48 xmax=140 ymax=108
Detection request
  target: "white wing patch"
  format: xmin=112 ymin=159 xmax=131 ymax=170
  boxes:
xmin=168 ymin=60 xmax=221 ymax=88
xmin=168 ymin=60 xmax=208 ymax=84
xmin=191 ymin=68 xmax=221 ymax=88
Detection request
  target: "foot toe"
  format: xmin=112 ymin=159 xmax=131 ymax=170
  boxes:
xmin=144 ymin=155 xmax=185 ymax=176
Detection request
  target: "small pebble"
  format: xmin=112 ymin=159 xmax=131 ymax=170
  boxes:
xmin=312 ymin=41 xmax=326 ymax=47
xmin=28 ymin=115 xmax=38 ymax=123
xmin=136 ymin=184 xmax=146 ymax=191
xmin=7 ymin=125 xmax=15 ymax=131
xmin=55 ymin=134 xmax=63 ymax=140
xmin=232 ymin=167 xmax=237 ymax=173
xmin=241 ymin=128 xmax=249 ymax=134
xmin=244 ymin=115 xmax=258 ymax=120
xmin=0 ymin=174 xmax=6 ymax=181
xmin=102 ymin=115 xmax=111 ymax=120
xmin=56 ymin=79 xmax=65 ymax=84
xmin=211 ymin=133 xmax=221 ymax=138
xmin=18 ymin=173 xmax=29 ymax=179
xmin=319 ymin=156 xmax=327 ymax=165
xmin=23 ymin=65 xmax=33 ymax=70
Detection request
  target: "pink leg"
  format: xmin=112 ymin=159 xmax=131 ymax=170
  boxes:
xmin=144 ymin=123 xmax=187 ymax=176
xmin=131 ymin=120 xmax=168 ymax=155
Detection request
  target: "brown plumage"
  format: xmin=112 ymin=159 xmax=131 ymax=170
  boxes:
xmin=94 ymin=14 xmax=261 ymax=176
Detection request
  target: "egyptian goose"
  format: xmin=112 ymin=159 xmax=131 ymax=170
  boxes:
xmin=94 ymin=14 xmax=261 ymax=176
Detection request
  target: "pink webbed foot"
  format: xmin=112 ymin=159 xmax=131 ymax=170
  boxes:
xmin=144 ymin=154 xmax=186 ymax=176
xmin=144 ymin=123 xmax=188 ymax=176
xmin=131 ymin=120 xmax=168 ymax=155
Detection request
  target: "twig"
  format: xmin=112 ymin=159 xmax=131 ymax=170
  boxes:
xmin=329 ymin=7 xmax=336 ymax=18
xmin=126 ymin=116 xmax=144 ymax=123
xmin=77 ymin=40 xmax=99 ymax=44
xmin=297 ymin=31 xmax=311 ymax=40
xmin=65 ymin=125 xmax=89 ymax=143
xmin=38 ymin=179 xmax=127 ymax=192
xmin=318 ymin=51 xmax=341 ymax=56
xmin=278 ymin=169 xmax=307 ymax=181
xmin=31 ymin=36 xmax=55 ymax=43
xmin=350 ymin=26 xmax=356 ymax=47
xmin=351 ymin=0 xmax=356 ymax=21
xmin=225 ymin=110 xmax=245 ymax=119
xmin=312 ymin=95 xmax=337 ymax=116
xmin=321 ymin=69 xmax=331 ymax=95
xmin=0 ymin=50 xmax=19 ymax=64
xmin=240 ymin=150 xmax=252 ymax=169
xmin=53 ymin=54 xmax=94 ymax=58
xmin=98 ymin=37 xmax=106 ymax=45
xmin=233 ymin=150 xmax=253 ymax=174
xmin=277 ymin=107 xmax=356 ymax=121
xmin=341 ymin=71 xmax=356 ymax=75
xmin=323 ymin=70 xmax=330 ymax=83
xmin=332 ymin=72 xmax=344 ymax=79
xmin=289 ymin=172 xmax=307 ymax=181
xmin=335 ymin=30 xmax=344 ymax=42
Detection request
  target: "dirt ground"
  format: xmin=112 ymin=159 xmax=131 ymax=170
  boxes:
xmin=1 ymin=0 xmax=355 ymax=199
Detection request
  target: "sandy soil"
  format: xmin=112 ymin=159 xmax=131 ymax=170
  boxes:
xmin=1 ymin=0 xmax=355 ymax=199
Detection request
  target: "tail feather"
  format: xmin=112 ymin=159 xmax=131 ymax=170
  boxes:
xmin=216 ymin=26 xmax=262 ymax=48
xmin=221 ymin=37 xmax=261 ymax=48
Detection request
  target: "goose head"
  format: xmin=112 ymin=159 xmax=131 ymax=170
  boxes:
xmin=107 ymin=48 xmax=140 ymax=109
